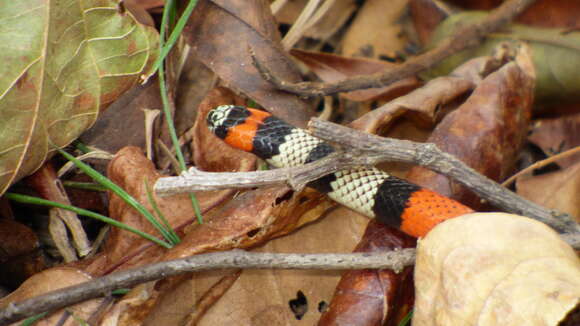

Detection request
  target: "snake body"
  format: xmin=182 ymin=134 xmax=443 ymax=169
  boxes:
xmin=207 ymin=105 xmax=473 ymax=237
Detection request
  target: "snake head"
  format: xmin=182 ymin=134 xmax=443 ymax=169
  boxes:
xmin=207 ymin=105 xmax=254 ymax=139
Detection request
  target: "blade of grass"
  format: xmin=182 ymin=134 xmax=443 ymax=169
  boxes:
xmin=57 ymin=149 xmax=175 ymax=243
xmin=152 ymin=0 xmax=199 ymax=74
xmin=62 ymin=181 xmax=107 ymax=192
xmin=5 ymin=193 xmax=172 ymax=249
xmin=398 ymin=310 xmax=413 ymax=326
xmin=144 ymin=179 xmax=180 ymax=244
xmin=158 ymin=0 xmax=203 ymax=224
xmin=19 ymin=312 xmax=47 ymax=326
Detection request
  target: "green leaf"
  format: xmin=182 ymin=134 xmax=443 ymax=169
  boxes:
xmin=0 ymin=0 xmax=159 ymax=196
xmin=422 ymin=11 xmax=580 ymax=104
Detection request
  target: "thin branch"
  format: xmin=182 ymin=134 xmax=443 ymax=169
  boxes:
xmin=0 ymin=250 xmax=415 ymax=325
xmin=154 ymin=120 xmax=580 ymax=242
xmin=501 ymin=145 xmax=580 ymax=187
xmin=308 ymin=118 xmax=580 ymax=236
xmin=253 ymin=0 xmax=538 ymax=96
xmin=155 ymin=152 xmax=348 ymax=195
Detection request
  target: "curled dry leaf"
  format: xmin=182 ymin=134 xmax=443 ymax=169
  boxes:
xmin=349 ymin=54 xmax=500 ymax=133
xmin=414 ymin=212 xmax=580 ymax=326
xmin=423 ymin=11 xmax=580 ymax=106
xmin=406 ymin=45 xmax=534 ymax=208
xmin=186 ymin=0 xmax=312 ymax=127
xmin=86 ymin=147 xmax=232 ymax=275
xmin=0 ymin=0 xmax=159 ymax=196
xmin=528 ymin=113 xmax=580 ymax=170
xmin=106 ymin=187 xmax=333 ymax=324
xmin=291 ymin=49 xmax=419 ymax=102
xmin=319 ymin=220 xmax=416 ymax=326
xmin=0 ymin=267 xmax=103 ymax=326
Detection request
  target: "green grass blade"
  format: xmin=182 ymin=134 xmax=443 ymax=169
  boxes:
xmin=157 ymin=0 xmax=203 ymax=224
xmin=5 ymin=193 xmax=172 ymax=248
xmin=62 ymin=181 xmax=107 ymax=192
xmin=152 ymin=0 xmax=199 ymax=74
xmin=57 ymin=149 xmax=175 ymax=243
xmin=144 ymin=179 xmax=180 ymax=244
xmin=398 ymin=310 xmax=413 ymax=326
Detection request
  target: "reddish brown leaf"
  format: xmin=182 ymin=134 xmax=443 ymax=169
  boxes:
xmin=0 ymin=219 xmax=44 ymax=289
xmin=528 ymin=113 xmax=580 ymax=169
xmin=87 ymin=147 xmax=234 ymax=275
xmin=319 ymin=221 xmax=416 ymax=326
xmin=349 ymin=54 xmax=502 ymax=133
xmin=291 ymin=49 xmax=419 ymax=102
xmin=186 ymin=0 xmax=313 ymax=127
xmin=161 ymin=187 xmax=332 ymax=262
xmin=80 ymin=76 xmax=163 ymax=154
xmin=406 ymin=48 xmax=534 ymax=208
xmin=0 ymin=267 xmax=104 ymax=326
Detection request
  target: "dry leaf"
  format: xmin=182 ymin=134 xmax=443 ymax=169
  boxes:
xmin=319 ymin=221 xmax=416 ymax=326
xmin=406 ymin=46 xmax=534 ymax=208
xmin=414 ymin=212 xmax=580 ymax=326
xmin=341 ymin=0 xmax=408 ymax=59
xmin=291 ymin=49 xmax=419 ymax=102
xmin=186 ymin=0 xmax=313 ymax=127
xmin=528 ymin=113 xmax=580 ymax=169
xmin=0 ymin=0 xmax=159 ymax=196
xmin=517 ymin=162 xmax=580 ymax=219
xmin=0 ymin=267 xmax=104 ymax=326
xmin=83 ymin=147 xmax=232 ymax=275
xmin=0 ymin=219 xmax=44 ymax=289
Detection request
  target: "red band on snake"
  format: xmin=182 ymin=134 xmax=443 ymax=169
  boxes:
xmin=207 ymin=105 xmax=473 ymax=237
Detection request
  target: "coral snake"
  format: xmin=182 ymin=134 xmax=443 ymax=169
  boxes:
xmin=207 ymin=105 xmax=474 ymax=237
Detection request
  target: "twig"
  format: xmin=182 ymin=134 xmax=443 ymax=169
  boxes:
xmin=155 ymin=152 xmax=348 ymax=195
xmin=155 ymin=120 xmax=580 ymax=238
xmin=502 ymin=145 xmax=580 ymax=187
xmin=308 ymin=118 xmax=580 ymax=235
xmin=253 ymin=0 xmax=538 ymax=96
xmin=0 ymin=250 xmax=415 ymax=325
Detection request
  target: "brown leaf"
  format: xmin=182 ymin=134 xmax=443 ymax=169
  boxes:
xmin=0 ymin=219 xmax=44 ymax=289
xmin=414 ymin=212 xmax=580 ymax=326
xmin=0 ymin=267 xmax=104 ymax=326
xmin=186 ymin=0 xmax=313 ymax=127
xmin=107 ymin=187 xmax=334 ymax=324
xmin=274 ymin=0 xmax=357 ymax=41
xmin=341 ymin=0 xmax=408 ymax=60
xmin=319 ymin=221 xmax=416 ymax=326
xmin=406 ymin=46 xmax=534 ymax=208
xmin=517 ymin=162 xmax=580 ymax=220
xmin=161 ymin=187 xmax=332 ymax=262
xmin=528 ymin=113 xmax=580 ymax=169
xmin=291 ymin=49 xmax=419 ymax=102
xmin=349 ymin=54 xmax=500 ymax=133
xmin=175 ymin=207 xmax=368 ymax=325
xmin=80 ymin=76 xmax=162 ymax=154
xmin=91 ymin=147 xmax=233 ymax=274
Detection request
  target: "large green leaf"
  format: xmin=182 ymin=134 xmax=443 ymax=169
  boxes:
xmin=422 ymin=11 xmax=580 ymax=105
xmin=0 ymin=0 xmax=158 ymax=195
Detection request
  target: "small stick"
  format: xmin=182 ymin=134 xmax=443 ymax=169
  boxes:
xmin=0 ymin=250 xmax=415 ymax=325
xmin=253 ymin=0 xmax=538 ymax=96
